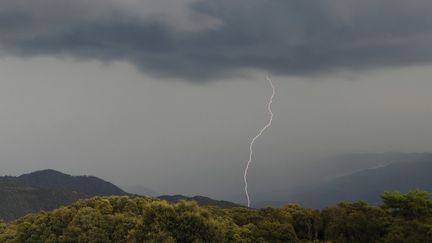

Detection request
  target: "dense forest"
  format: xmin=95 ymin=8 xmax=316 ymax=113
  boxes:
xmin=0 ymin=190 xmax=431 ymax=242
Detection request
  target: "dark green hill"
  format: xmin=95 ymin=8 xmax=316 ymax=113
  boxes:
xmin=16 ymin=169 xmax=128 ymax=196
xmin=0 ymin=170 xmax=242 ymax=221
xmin=0 ymin=180 xmax=86 ymax=221
xmin=158 ymin=194 xmax=244 ymax=208
xmin=0 ymin=170 xmax=128 ymax=220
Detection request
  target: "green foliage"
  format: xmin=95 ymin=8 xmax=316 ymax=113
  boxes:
xmin=0 ymin=220 xmax=5 ymax=232
xmin=283 ymin=204 xmax=321 ymax=241
xmin=381 ymin=190 xmax=432 ymax=243
xmin=381 ymin=190 xmax=432 ymax=219
xmin=1 ymin=190 xmax=432 ymax=242
xmin=322 ymin=201 xmax=389 ymax=243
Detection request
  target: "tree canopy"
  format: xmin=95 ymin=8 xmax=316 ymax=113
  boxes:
xmin=0 ymin=190 xmax=431 ymax=242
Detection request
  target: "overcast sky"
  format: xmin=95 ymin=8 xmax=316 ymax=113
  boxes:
xmin=1 ymin=0 xmax=432 ymax=204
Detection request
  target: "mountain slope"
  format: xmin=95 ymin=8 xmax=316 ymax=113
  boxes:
xmin=255 ymin=153 xmax=432 ymax=208
xmin=0 ymin=169 xmax=242 ymax=220
xmin=158 ymin=195 xmax=244 ymax=208
xmin=0 ymin=169 xmax=128 ymax=220
xmin=122 ymin=185 xmax=158 ymax=197
xmin=16 ymin=169 xmax=128 ymax=196
xmin=0 ymin=180 xmax=86 ymax=221
xmin=289 ymin=154 xmax=432 ymax=208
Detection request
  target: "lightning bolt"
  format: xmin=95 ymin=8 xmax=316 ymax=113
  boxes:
xmin=244 ymin=75 xmax=275 ymax=207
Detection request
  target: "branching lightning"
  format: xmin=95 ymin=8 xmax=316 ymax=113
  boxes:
xmin=243 ymin=75 xmax=275 ymax=207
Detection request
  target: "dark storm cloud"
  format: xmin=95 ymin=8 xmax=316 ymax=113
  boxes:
xmin=1 ymin=0 xmax=432 ymax=80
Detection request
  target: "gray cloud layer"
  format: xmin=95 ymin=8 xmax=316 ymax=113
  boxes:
xmin=1 ymin=0 xmax=432 ymax=80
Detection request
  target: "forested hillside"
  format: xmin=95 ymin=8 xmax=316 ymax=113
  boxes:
xmin=0 ymin=170 xmax=127 ymax=220
xmin=10 ymin=169 xmax=128 ymax=196
xmin=0 ymin=180 xmax=86 ymax=221
xmin=158 ymin=195 xmax=244 ymax=208
xmin=0 ymin=170 xmax=242 ymax=221
xmin=1 ymin=190 xmax=431 ymax=242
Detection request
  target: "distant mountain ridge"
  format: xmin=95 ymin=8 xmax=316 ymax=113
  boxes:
xmin=158 ymin=195 xmax=244 ymax=208
xmin=0 ymin=169 xmax=242 ymax=220
xmin=255 ymin=152 xmax=432 ymax=208
xmin=15 ymin=169 xmax=128 ymax=196
xmin=123 ymin=185 xmax=158 ymax=197
xmin=0 ymin=169 xmax=128 ymax=220
xmin=305 ymin=154 xmax=432 ymax=207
